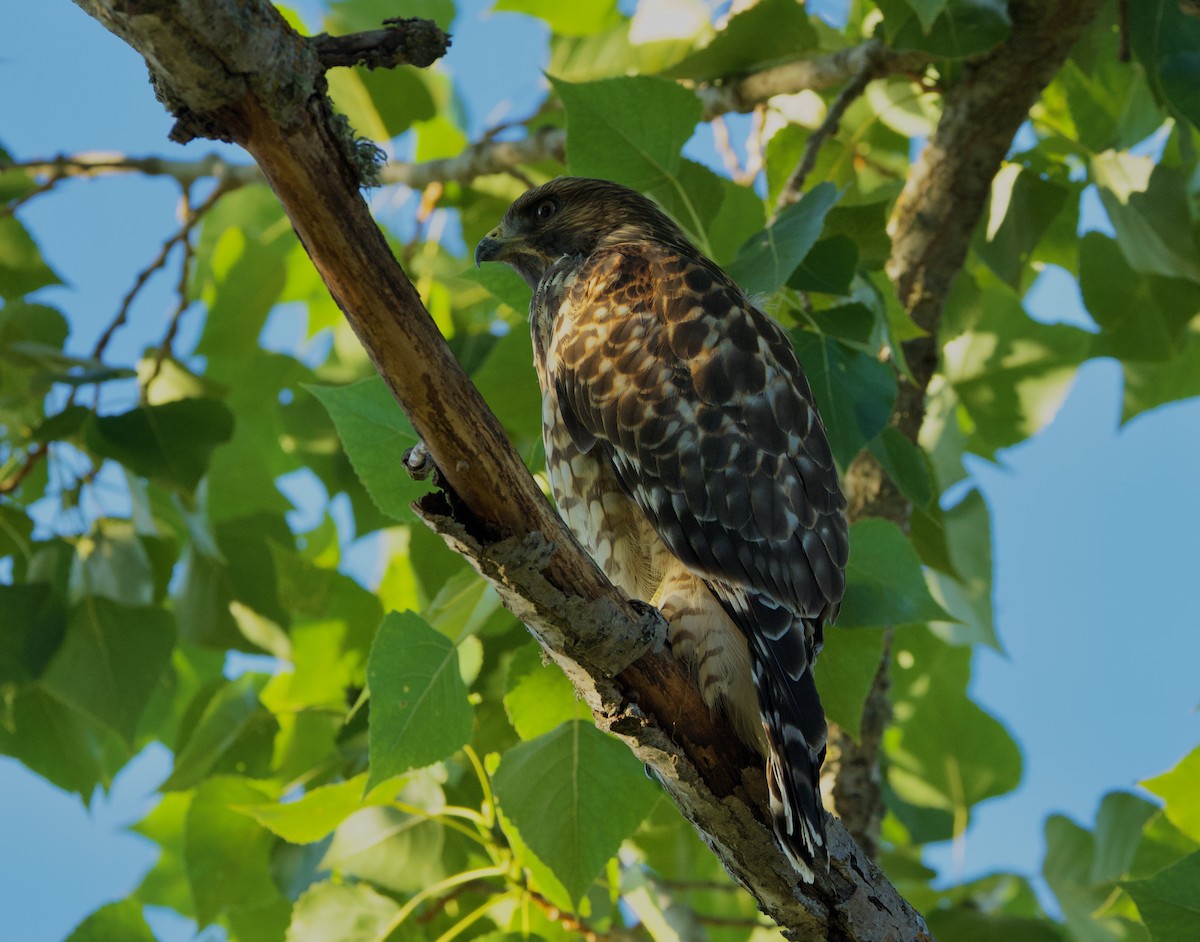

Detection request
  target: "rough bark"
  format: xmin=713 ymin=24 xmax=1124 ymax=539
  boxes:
xmin=70 ymin=0 xmax=1104 ymax=936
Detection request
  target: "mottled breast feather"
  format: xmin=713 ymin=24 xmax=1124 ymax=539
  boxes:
xmin=530 ymin=237 xmax=849 ymax=879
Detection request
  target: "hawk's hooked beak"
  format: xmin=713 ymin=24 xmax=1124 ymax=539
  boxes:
xmin=474 ymin=228 xmax=515 ymax=268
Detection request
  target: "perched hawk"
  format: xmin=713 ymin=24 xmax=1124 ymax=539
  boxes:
xmin=475 ymin=177 xmax=848 ymax=880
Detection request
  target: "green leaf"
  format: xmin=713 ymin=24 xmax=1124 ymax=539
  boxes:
xmin=1041 ymin=791 xmax=1159 ymax=942
xmin=83 ymin=399 xmax=234 ymax=493
xmin=792 ymin=331 xmax=896 ymax=470
xmin=329 ymin=66 xmax=436 ymax=141
xmin=1130 ymin=812 xmax=1200 ymax=881
xmin=788 ymin=235 xmax=859 ymax=296
xmin=495 ymin=0 xmax=621 ymax=36
xmin=644 ymin=158 xmax=728 ymax=252
xmin=879 ymin=0 xmax=1011 ymax=58
xmin=493 ymin=719 xmax=660 ymax=904
xmin=1143 ymin=745 xmax=1200 ymax=845
xmin=185 ymin=776 xmax=282 ymax=926
xmin=131 ymin=792 xmax=194 ymax=915
xmin=327 ymin=0 xmax=454 ymax=33
xmin=1123 ymin=852 xmax=1200 ymax=942
xmin=703 ymin=174 xmax=766 ymax=266
xmin=838 ymin=518 xmax=951 ymax=628
xmin=69 ymin=520 xmax=155 ymax=607
xmin=869 ymin=427 xmax=934 ymax=511
xmin=0 ymin=685 xmax=124 ymax=797
xmin=366 ymin=611 xmax=473 ymax=789
xmin=0 ymin=583 xmax=64 ymax=686
xmin=1128 ymin=0 xmax=1200 ymax=130
xmin=1091 ymin=154 xmax=1200 ymax=283
xmin=286 ymin=881 xmax=401 ymax=942
xmin=318 ymin=774 xmax=447 ymax=894
xmin=727 ymin=183 xmax=839 ymax=296
xmin=887 ymin=629 xmax=1021 ymax=818
xmin=1121 ymin=327 xmax=1200 ymax=423
xmin=815 ymin=626 xmax=886 ymax=741
xmin=39 ymin=598 xmax=174 ymax=746
xmin=504 ymin=641 xmax=586 ymax=739
xmin=162 ymin=673 xmax=270 ymax=790
xmin=663 ymin=0 xmax=817 ymax=83
xmin=194 ymin=226 xmax=289 ymax=379
xmin=65 ymin=899 xmax=156 ymax=942
xmin=551 ymin=75 xmax=701 ymax=193
xmin=975 ymin=164 xmax=1071 ymax=290
xmin=307 ymin=377 xmax=430 ymax=522
xmin=471 ymin=326 xmax=544 ymax=448
xmin=942 ymin=273 xmax=1091 ymax=458
xmin=1080 ymin=231 xmax=1200 ymax=363
xmin=926 ymin=908 xmax=1064 ymax=942
xmin=241 ymin=774 xmax=387 ymax=845
xmin=905 ymin=0 xmax=949 ymax=32
xmin=0 ymin=215 xmax=62 ymax=299
xmin=926 ymin=488 xmax=1000 ymax=649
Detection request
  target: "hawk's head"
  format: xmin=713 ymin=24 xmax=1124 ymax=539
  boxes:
xmin=475 ymin=177 xmax=693 ymax=288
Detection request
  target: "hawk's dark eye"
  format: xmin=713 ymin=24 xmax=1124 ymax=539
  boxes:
xmin=534 ymin=198 xmax=558 ymax=221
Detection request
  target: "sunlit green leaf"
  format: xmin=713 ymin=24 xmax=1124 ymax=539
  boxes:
xmin=65 ymin=899 xmax=156 ymax=942
xmin=241 ymin=774 xmax=388 ymax=845
xmin=664 ymin=0 xmax=817 ymax=83
xmin=495 ymin=0 xmax=621 ymax=36
xmin=319 ymin=775 xmax=447 ymax=894
xmin=286 ymin=881 xmax=400 ymax=942
xmin=504 ymin=641 xmax=585 ymax=740
xmin=1143 ymin=745 xmax=1200 ymax=845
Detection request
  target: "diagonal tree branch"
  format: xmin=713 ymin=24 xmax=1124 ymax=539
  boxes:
xmin=68 ymin=0 xmax=1106 ymax=937
xmin=70 ymin=1 xmax=929 ymax=937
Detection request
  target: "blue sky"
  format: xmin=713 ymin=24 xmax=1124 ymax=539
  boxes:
xmin=2 ymin=2 xmax=1198 ymax=941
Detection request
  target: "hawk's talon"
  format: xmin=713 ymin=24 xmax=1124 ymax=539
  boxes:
xmin=627 ymin=598 xmax=668 ymax=653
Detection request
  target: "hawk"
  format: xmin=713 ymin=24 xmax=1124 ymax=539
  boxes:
xmin=475 ymin=177 xmax=848 ymax=880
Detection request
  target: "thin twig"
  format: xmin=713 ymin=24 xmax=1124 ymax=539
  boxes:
xmin=773 ymin=56 xmax=878 ymax=219
xmin=93 ymin=176 xmax=236 ymax=403
xmin=310 ymin=17 xmax=450 ymax=71
xmin=0 ymin=444 xmax=47 ymax=495
xmin=1 ymin=179 xmax=56 ymax=219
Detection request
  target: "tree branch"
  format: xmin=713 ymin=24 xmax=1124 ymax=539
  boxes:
xmin=66 ymin=0 xmax=1105 ymax=937
xmin=310 ymin=16 xmax=450 ymax=71
xmin=5 ymin=38 xmax=929 ymax=194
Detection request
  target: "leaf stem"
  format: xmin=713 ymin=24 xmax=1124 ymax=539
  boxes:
xmin=375 ymin=865 xmax=507 ymax=941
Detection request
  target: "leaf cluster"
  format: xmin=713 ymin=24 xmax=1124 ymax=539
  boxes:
xmin=2 ymin=2 xmax=1199 ymax=942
